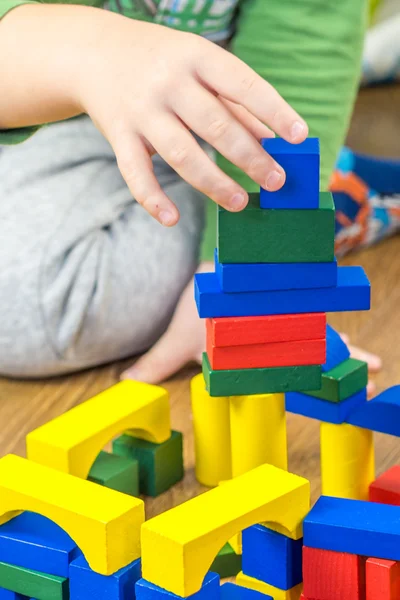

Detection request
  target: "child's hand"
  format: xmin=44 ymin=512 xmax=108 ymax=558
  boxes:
xmin=76 ymin=14 xmax=308 ymax=226
xmin=339 ymin=333 xmax=381 ymax=398
xmin=121 ymin=263 xmax=212 ymax=384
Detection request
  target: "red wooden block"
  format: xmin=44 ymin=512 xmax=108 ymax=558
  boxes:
xmin=366 ymin=557 xmax=400 ymax=600
xmin=303 ymin=546 xmax=366 ymax=600
xmin=206 ymin=313 xmax=327 ymax=348
xmin=369 ymin=466 xmax=400 ymax=506
xmin=206 ymin=337 xmax=326 ymax=370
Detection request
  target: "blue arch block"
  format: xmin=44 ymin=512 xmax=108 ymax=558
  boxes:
xmin=0 ymin=589 xmax=25 ymax=599
xmin=286 ymin=388 xmax=367 ymax=424
xmin=323 ymin=325 xmax=350 ymax=372
xmin=0 ymin=512 xmax=79 ymax=578
xmin=135 ymin=573 xmax=220 ymax=600
xmin=346 ymin=385 xmax=400 ymax=435
xmin=221 ymin=583 xmax=272 ymax=600
xmin=70 ymin=555 xmax=141 ymax=600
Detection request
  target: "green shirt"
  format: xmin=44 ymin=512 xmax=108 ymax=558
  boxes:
xmin=0 ymin=0 xmax=368 ymax=260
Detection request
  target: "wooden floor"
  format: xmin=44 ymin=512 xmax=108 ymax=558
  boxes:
xmin=0 ymin=84 xmax=399 ymax=516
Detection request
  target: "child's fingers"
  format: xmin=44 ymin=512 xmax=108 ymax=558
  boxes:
xmin=113 ymin=135 xmax=180 ymax=226
xmin=197 ymin=46 xmax=308 ymax=143
xmin=171 ymin=83 xmax=285 ymax=191
xmin=220 ymin=97 xmax=275 ymax=141
xmin=347 ymin=343 xmax=382 ymax=373
xmin=145 ymin=114 xmax=249 ymax=211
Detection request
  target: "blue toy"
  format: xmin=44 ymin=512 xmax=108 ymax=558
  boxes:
xmin=286 ymin=388 xmax=367 ymax=424
xmin=195 ymin=267 xmax=370 ymax=318
xmin=260 ymin=138 xmax=320 ymax=209
xmin=0 ymin=589 xmax=24 ymax=600
xmin=322 ymin=325 xmax=350 ymax=372
xmin=69 ymin=555 xmax=141 ymax=600
xmin=220 ymin=583 xmax=272 ymax=600
xmin=346 ymin=385 xmax=400 ymax=435
xmin=135 ymin=573 xmax=220 ymax=600
xmin=242 ymin=525 xmax=302 ymax=590
xmin=214 ymin=250 xmax=337 ymax=293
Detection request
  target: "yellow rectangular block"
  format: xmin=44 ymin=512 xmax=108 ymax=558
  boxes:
xmin=230 ymin=393 xmax=288 ymax=478
xmin=190 ymin=374 xmax=232 ymax=487
xmin=236 ymin=571 xmax=302 ymax=600
xmin=320 ymin=422 xmax=375 ymax=500
xmin=0 ymin=454 xmax=144 ymax=576
xmin=141 ymin=464 xmax=310 ymax=597
xmin=27 ymin=380 xmax=171 ymax=479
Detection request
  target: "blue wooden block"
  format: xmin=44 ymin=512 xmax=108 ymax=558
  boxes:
xmin=214 ymin=249 xmax=337 ymax=293
xmin=69 ymin=554 xmax=141 ymax=600
xmin=304 ymin=496 xmax=400 ymax=560
xmin=0 ymin=512 xmax=80 ymax=578
xmin=242 ymin=525 xmax=302 ymax=590
xmin=220 ymin=583 xmax=272 ymax=600
xmin=286 ymin=388 xmax=367 ymax=424
xmin=135 ymin=573 xmax=219 ymax=600
xmin=0 ymin=589 xmax=25 ymax=600
xmin=195 ymin=266 xmax=370 ymax=318
xmin=322 ymin=325 xmax=350 ymax=372
xmin=260 ymin=138 xmax=319 ymax=209
xmin=346 ymin=385 xmax=400 ymax=435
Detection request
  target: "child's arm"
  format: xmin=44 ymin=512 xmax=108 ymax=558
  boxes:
xmin=0 ymin=3 xmax=308 ymax=226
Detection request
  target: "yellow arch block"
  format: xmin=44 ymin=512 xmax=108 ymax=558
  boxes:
xmin=141 ymin=464 xmax=310 ymax=597
xmin=27 ymin=381 xmax=171 ymax=479
xmin=0 ymin=455 xmax=144 ymax=575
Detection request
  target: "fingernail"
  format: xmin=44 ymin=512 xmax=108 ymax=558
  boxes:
xmin=121 ymin=368 xmax=142 ymax=381
xmin=229 ymin=193 xmax=247 ymax=211
xmin=159 ymin=210 xmax=175 ymax=226
xmin=265 ymin=170 xmax=283 ymax=191
xmin=291 ymin=121 xmax=306 ymax=141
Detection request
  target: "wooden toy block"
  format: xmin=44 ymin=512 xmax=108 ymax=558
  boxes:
xmin=217 ymin=192 xmax=334 ymax=264
xmin=242 ymin=525 xmax=302 ymax=590
xmin=88 ymin=451 xmax=139 ymax=497
xmin=236 ymin=572 xmax=302 ymax=600
xmin=207 ymin=337 xmax=326 ymax=371
xmin=26 ymin=380 xmax=171 ymax=480
xmin=112 ymin=431 xmax=183 ymax=497
xmin=369 ymin=465 xmax=400 ymax=505
xmin=195 ymin=267 xmax=371 ymax=318
xmin=141 ymin=464 xmax=310 ymax=597
xmin=229 ymin=393 xmax=287 ymax=477
xmin=302 ymin=546 xmax=366 ymax=600
xmin=190 ymin=374 xmax=232 ymax=487
xmin=214 ymin=249 xmax=337 ymax=293
xmin=320 ymin=422 xmax=374 ymax=500
xmin=346 ymin=385 xmax=400 ymax=435
xmin=0 ymin=512 xmax=79 ymax=578
xmin=323 ymin=325 xmax=350 ymax=372
xmin=304 ymin=495 xmax=400 ymax=560
xmin=210 ymin=544 xmax=242 ymax=578
xmin=69 ymin=554 xmax=141 ymax=600
xmin=202 ymin=353 xmax=322 ymax=397
xmin=221 ymin=582 xmax=273 ymax=600
xmin=308 ymin=358 xmax=368 ymax=403
xmin=260 ymin=137 xmax=319 ymax=209
xmin=136 ymin=573 xmax=220 ymax=600
xmin=285 ymin=388 xmax=367 ymax=425
xmin=207 ymin=313 xmax=327 ymax=348
xmin=0 ymin=561 xmax=68 ymax=600
xmin=366 ymin=557 xmax=400 ymax=600
xmin=0 ymin=589 xmax=24 ymax=599
xmin=0 ymin=454 xmax=144 ymax=576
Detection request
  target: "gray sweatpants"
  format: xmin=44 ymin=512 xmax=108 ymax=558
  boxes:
xmin=0 ymin=116 xmax=206 ymax=378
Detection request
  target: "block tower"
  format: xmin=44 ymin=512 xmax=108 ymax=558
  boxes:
xmin=192 ymin=137 xmax=371 ymax=489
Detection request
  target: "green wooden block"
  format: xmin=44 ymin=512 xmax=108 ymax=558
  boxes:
xmin=307 ymin=358 xmax=368 ymax=402
xmin=88 ymin=450 xmax=139 ymax=496
xmin=217 ymin=192 xmax=335 ymax=263
xmin=112 ymin=431 xmax=184 ymax=497
xmin=202 ymin=353 xmax=322 ymax=397
xmin=0 ymin=561 xmax=68 ymax=600
xmin=211 ymin=543 xmax=242 ymax=578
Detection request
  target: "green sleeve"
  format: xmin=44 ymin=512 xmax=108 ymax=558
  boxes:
xmin=218 ymin=0 xmax=368 ymax=191
xmin=0 ymin=0 xmax=43 ymax=144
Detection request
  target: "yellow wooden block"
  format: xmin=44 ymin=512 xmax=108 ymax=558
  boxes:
xmin=27 ymin=380 xmax=171 ymax=479
xmin=236 ymin=572 xmax=302 ymax=600
xmin=0 ymin=454 xmax=144 ymax=575
xmin=141 ymin=464 xmax=310 ymax=597
xmin=320 ymin=422 xmax=375 ymax=500
xmin=230 ymin=393 xmax=287 ymax=477
xmin=190 ymin=374 xmax=232 ymax=487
